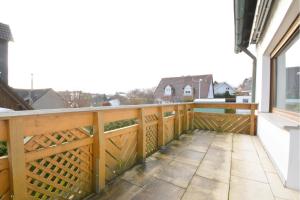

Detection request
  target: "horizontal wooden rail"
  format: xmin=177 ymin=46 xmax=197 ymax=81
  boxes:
xmin=0 ymin=102 xmax=257 ymax=200
xmin=193 ymin=102 xmax=258 ymax=110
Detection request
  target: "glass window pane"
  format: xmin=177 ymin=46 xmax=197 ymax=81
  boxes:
xmin=275 ymin=32 xmax=300 ymax=113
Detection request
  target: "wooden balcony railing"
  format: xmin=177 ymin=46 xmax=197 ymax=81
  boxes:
xmin=0 ymin=102 xmax=257 ymax=200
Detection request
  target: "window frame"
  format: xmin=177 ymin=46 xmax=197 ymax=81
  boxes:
xmin=270 ymin=16 xmax=300 ymax=121
xmin=183 ymin=85 xmax=193 ymax=96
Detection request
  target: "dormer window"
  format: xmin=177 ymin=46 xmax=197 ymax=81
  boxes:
xmin=184 ymin=85 xmax=192 ymax=96
xmin=164 ymin=85 xmax=172 ymax=96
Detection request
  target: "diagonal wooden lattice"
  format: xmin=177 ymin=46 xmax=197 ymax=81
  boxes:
xmin=0 ymin=158 xmax=9 ymax=200
xmin=145 ymin=114 xmax=158 ymax=156
xmin=105 ymin=126 xmax=138 ymax=181
xmin=194 ymin=112 xmax=251 ymax=134
xmin=164 ymin=116 xmax=175 ymax=144
xmin=24 ymin=128 xmax=93 ymax=200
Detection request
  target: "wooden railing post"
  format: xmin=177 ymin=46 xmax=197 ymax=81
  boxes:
xmin=184 ymin=105 xmax=189 ymax=132
xmin=137 ymin=108 xmax=146 ymax=162
xmin=7 ymin=118 xmax=27 ymax=200
xmin=93 ymin=111 xmax=106 ymax=193
xmin=158 ymin=106 xmax=165 ymax=148
xmin=250 ymin=104 xmax=256 ymax=135
xmin=174 ymin=105 xmax=180 ymax=139
xmin=190 ymin=105 xmax=195 ymax=130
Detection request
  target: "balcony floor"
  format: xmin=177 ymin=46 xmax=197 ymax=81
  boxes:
xmin=90 ymin=130 xmax=300 ymax=200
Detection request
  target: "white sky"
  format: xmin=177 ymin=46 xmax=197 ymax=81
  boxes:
xmin=0 ymin=0 xmax=252 ymax=94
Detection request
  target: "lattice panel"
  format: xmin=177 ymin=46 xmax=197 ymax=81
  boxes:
xmin=145 ymin=114 xmax=158 ymax=157
xmin=105 ymin=127 xmax=138 ymax=181
xmin=25 ymin=128 xmax=93 ymax=200
xmin=164 ymin=117 xmax=175 ymax=144
xmin=194 ymin=112 xmax=251 ymax=134
xmin=0 ymin=158 xmax=10 ymax=200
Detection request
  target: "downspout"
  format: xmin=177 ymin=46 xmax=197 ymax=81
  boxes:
xmin=241 ymin=48 xmax=256 ymax=103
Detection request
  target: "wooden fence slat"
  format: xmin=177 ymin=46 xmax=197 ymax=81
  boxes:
xmin=250 ymin=104 xmax=256 ymax=135
xmin=93 ymin=112 xmax=105 ymax=193
xmin=137 ymin=108 xmax=146 ymax=162
xmin=7 ymin=118 xmax=27 ymax=200
xmin=158 ymin=107 xmax=165 ymax=147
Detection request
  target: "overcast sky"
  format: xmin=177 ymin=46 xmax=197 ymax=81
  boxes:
xmin=1 ymin=0 xmax=252 ymax=94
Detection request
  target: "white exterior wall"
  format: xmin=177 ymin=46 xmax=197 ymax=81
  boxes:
xmin=254 ymin=0 xmax=300 ymax=190
xmin=32 ymin=90 xmax=66 ymax=109
xmin=208 ymin=82 xmax=214 ymax=98
xmin=214 ymin=83 xmax=235 ymax=95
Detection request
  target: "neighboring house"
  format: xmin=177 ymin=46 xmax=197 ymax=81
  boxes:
xmin=14 ymin=88 xmax=66 ymax=109
xmin=0 ymin=81 xmax=32 ymax=110
xmin=213 ymin=82 xmax=235 ymax=95
xmin=234 ymin=0 xmax=299 ymax=190
xmin=236 ymin=77 xmax=252 ymax=95
xmin=0 ymin=23 xmax=31 ymax=110
xmin=154 ymin=75 xmax=214 ymax=103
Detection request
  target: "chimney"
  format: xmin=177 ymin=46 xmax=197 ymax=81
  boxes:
xmin=0 ymin=23 xmax=13 ymax=85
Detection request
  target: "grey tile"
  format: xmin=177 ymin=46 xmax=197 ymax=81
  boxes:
xmin=229 ymin=176 xmax=274 ymax=200
xmin=154 ymin=160 xmax=197 ymax=188
xmin=131 ymin=178 xmax=185 ymax=200
xmin=182 ymin=175 xmax=229 ymax=200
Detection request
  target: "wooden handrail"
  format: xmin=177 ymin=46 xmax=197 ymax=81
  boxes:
xmin=0 ymin=102 xmax=258 ymax=199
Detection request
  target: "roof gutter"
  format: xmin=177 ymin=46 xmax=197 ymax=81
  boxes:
xmin=234 ymin=0 xmax=258 ymax=102
xmin=241 ymin=48 xmax=256 ymax=103
xmin=250 ymin=0 xmax=273 ymax=43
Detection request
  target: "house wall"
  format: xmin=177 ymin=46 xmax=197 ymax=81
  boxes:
xmin=214 ymin=84 xmax=235 ymax=95
xmin=208 ymin=82 xmax=214 ymax=98
xmin=255 ymin=0 xmax=299 ymax=190
xmin=32 ymin=90 xmax=66 ymax=109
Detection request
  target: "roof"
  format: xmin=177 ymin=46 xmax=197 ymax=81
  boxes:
xmin=14 ymin=88 xmax=52 ymax=103
xmin=0 ymin=80 xmax=32 ymax=110
xmin=214 ymin=82 xmax=234 ymax=90
xmin=234 ymin=0 xmax=257 ymax=53
xmin=0 ymin=23 xmax=13 ymax=41
xmin=154 ymin=75 xmax=213 ymax=101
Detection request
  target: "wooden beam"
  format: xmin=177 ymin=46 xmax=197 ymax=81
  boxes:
xmin=93 ymin=112 xmax=106 ymax=192
xmin=250 ymin=104 xmax=256 ymax=135
xmin=0 ymin=120 xmax=8 ymax=141
xmin=7 ymin=118 xmax=27 ymax=200
xmin=184 ymin=105 xmax=188 ymax=132
xmin=137 ymin=108 xmax=146 ymax=162
xmin=158 ymin=107 xmax=165 ymax=147
xmin=193 ymin=103 xmax=258 ymax=110
xmin=174 ymin=105 xmax=180 ymax=139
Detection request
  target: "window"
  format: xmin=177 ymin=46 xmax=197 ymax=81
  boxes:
xmin=271 ymin=23 xmax=299 ymax=116
xmin=243 ymin=98 xmax=249 ymax=103
xmin=164 ymin=85 xmax=172 ymax=96
xmin=184 ymin=85 xmax=192 ymax=96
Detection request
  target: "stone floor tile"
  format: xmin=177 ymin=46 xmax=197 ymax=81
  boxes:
xmin=229 ymin=175 xmax=274 ymax=200
xmin=121 ymin=156 xmax=170 ymax=186
xmin=186 ymin=143 xmax=209 ymax=153
xmin=131 ymin=178 xmax=185 ymax=200
xmin=232 ymin=149 xmax=260 ymax=163
xmin=260 ymin=157 xmax=277 ymax=173
xmin=266 ymin=172 xmax=300 ymax=200
xmin=231 ymin=158 xmax=268 ymax=183
xmin=182 ymin=175 xmax=229 ymax=200
xmin=154 ymin=160 xmax=197 ymax=188
xmin=174 ymin=149 xmax=205 ymax=166
xmin=196 ymin=158 xmax=231 ymax=183
xmin=91 ymin=178 xmax=143 ymax=200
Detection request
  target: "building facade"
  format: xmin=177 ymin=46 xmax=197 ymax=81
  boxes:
xmin=234 ymin=0 xmax=299 ymax=190
xmin=154 ymin=75 xmax=214 ymax=103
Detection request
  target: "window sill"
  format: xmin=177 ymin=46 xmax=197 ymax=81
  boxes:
xmin=258 ymin=112 xmax=300 ymax=131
